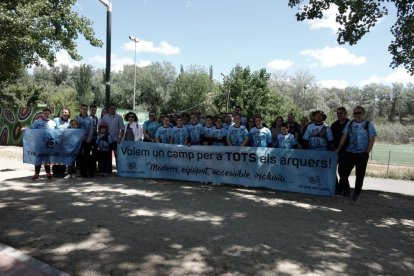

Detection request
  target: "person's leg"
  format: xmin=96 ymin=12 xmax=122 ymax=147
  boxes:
xmin=33 ymin=165 xmax=41 ymax=180
xmin=338 ymin=152 xmax=356 ymax=196
xmin=104 ymin=150 xmax=112 ymax=175
xmin=79 ymin=142 xmax=90 ymax=177
xmin=45 ymin=165 xmax=52 ymax=179
xmin=353 ymin=152 xmax=369 ymax=201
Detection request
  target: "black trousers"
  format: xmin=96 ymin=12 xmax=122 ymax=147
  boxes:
xmin=35 ymin=165 xmax=51 ymax=174
xmin=338 ymin=151 xmax=369 ymax=196
xmin=97 ymin=150 xmax=112 ymax=174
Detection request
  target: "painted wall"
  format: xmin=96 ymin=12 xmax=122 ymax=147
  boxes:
xmin=0 ymin=106 xmax=149 ymax=146
xmin=0 ymin=106 xmax=58 ymax=146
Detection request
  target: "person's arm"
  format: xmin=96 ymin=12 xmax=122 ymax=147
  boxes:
xmin=367 ymin=136 xmax=375 ymax=154
xmin=335 ymin=134 xmax=347 ymax=153
xmin=226 ymin=136 xmax=232 ymax=146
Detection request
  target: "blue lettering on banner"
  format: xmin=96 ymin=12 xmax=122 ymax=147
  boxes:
xmin=23 ymin=129 xmax=84 ymax=165
xmin=117 ymin=142 xmax=337 ymax=196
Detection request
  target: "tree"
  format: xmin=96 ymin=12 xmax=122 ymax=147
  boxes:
xmin=167 ymin=65 xmax=212 ymax=113
xmin=0 ymin=0 xmax=102 ymax=82
xmin=288 ymin=0 xmax=414 ymax=75
xmin=72 ymin=64 xmax=94 ymax=105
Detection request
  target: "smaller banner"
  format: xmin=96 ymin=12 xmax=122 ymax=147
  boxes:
xmin=117 ymin=142 xmax=337 ymax=196
xmin=23 ymin=129 xmax=84 ymax=165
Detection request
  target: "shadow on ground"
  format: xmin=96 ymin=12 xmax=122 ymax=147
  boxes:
xmin=0 ymin=175 xmax=413 ymax=275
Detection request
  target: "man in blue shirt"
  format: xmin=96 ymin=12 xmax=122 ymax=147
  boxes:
xmin=336 ymin=106 xmax=377 ymax=201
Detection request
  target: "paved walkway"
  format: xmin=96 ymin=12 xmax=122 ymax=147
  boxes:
xmin=0 ymin=243 xmax=68 ymax=276
xmin=0 ymin=146 xmax=412 ymax=275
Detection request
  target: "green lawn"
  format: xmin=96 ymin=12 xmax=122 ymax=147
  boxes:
xmin=370 ymin=143 xmax=414 ymax=166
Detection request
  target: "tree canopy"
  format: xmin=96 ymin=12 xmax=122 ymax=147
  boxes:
xmin=288 ymin=0 xmax=414 ymax=75
xmin=0 ymin=0 xmax=102 ymax=82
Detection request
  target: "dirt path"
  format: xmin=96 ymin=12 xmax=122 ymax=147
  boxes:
xmin=0 ymin=146 xmax=413 ymax=275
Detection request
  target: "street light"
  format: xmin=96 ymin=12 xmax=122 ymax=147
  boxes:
xmin=129 ymin=36 xmax=139 ymax=110
xmin=221 ymin=73 xmax=230 ymax=113
xmin=99 ymin=0 xmax=112 ymax=108
xmin=303 ymin=85 xmax=308 ymax=112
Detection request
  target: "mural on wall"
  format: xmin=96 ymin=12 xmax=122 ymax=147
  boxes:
xmin=1 ymin=106 xmax=149 ymax=146
xmin=0 ymin=106 xmax=57 ymax=146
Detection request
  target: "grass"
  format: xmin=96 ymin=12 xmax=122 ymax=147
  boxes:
xmin=369 ymin=143 xmax=414 ymax=166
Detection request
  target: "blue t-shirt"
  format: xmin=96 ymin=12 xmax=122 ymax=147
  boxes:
xmin=31 ymin=118 xmax=56 ymax=129
xmin=54 ymin=117 xmax=70 ymax=130
xmin=343 ymin=120 xmax=377 ymax=153
xmin=227 ymin=125 xmax=249 ymax=146
xmin=211 ymin=126 xmax=227 ymax=146
xmin=155 ymin=126 xmax=172 ymax=144
xmin=75 ymin=115 xmax=91 ymax=133
xmin=249 ymin=127 xmax=272 ymax=147
xmin=143 ymin=120 xmax=161 ymax=140
xmin=187 ymin=123 xmax=204 ymax=145
xmin=276 ymin=133 xmax=298 ymax=149
xmin=303 ymin=123 xmax=334 ymax=151
xmin=171 ymin=126 xmax=189 ymax=145
xmin=96 ymin=134 xmax=113 ymax=151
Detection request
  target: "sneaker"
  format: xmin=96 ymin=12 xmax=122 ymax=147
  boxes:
xmin=46 ymin=173 xmax=53 ymax=180
xmin=32 ymin=174 xmax=39 ymax=180
xmin=64 ymin=174 xmax=73 ymax=179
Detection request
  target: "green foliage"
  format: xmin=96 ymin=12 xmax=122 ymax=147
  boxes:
xmin=72 ymin=64 xmax=94 ymax=105
xmin=167 ymin=65 xmax=213 ymax=113
xmin=375 ymin=123 xmax=414 ymax=144
xmin=288 ymin=0 xmax=414 ymax=75
xmin=135 ymin=62 xmax=176 ymax=113
xmin=0 ymin=0 xmax=102 ymax=82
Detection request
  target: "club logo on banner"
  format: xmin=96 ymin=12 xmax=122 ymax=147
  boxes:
xmin=23 ymin=129 xmax=84 ymax=165
xmin=117 ymin=141 xmax=337 ymax=196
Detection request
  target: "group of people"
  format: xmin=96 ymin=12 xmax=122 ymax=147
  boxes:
xmin=28 ymin=103 xmax=132 ymax=179
xmin=29 ymin=104 xmax=376 ymax=201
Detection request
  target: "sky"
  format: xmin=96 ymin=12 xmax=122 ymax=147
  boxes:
xmin=58 ymin=0 xmax=414 ymax=88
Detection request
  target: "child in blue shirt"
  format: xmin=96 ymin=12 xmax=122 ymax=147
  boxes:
xmin=170 ymin=116 xmax=189 ymax=145
xmin=96 ymin=123 xmax=113 ymax=176
xmin=276 ymin=123 xmax=298 ymax=149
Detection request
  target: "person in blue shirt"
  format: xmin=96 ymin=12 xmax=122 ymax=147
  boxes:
xmin=54 ymin=108 xmax=70 ymax=130
xmin=248 ymin=116 xmax=272 ymax=147
xmin=155 ymin=114 xmax=172 ymax=144
xmin=202 ymin=115 xmax=215 ymax=145
xmin=170 ymin=115 xmax=189 ymax=145
xmin=226 ymin=114 xmax=249 ymax=146
xmin=52 ymin=107 xmax=71 ymax=177
xmin=30 ymin=108 xmax=57 ymax=180
xmin=187 ymin=112 xmax=204 ymax=146
xmin=211 ymin=115 xmax=227 ymax=146
xmin=336 ymin=106 xmax=377 ymax=201
xmin=75 ymin=104 xmax=93 ymax=177
xmin=143 ymin=111 xmax=160 ymax=142
xmin=96 ymin=122 xmax=114 ymax=176
xmin=276 ymin=123 xmax=298 ymax=149
xmin=302 ymin=110 xmax=334 ymax=151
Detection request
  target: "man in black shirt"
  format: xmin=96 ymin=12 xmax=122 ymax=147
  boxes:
xmin=331 ymin=107 xmax=350 ymax=195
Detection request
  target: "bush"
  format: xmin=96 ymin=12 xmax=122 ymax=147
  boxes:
xmin=375 ymin=123 xmax=414 ymax=144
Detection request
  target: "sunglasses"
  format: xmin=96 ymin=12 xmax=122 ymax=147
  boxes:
xmin=353 ymin=111 xmax=363 ymax=115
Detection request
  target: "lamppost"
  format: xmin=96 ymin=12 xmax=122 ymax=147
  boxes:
xmin=221 ymin=73 xmax=230 ymax=113
xmin=129 ymin=36 xmax=139 ymax=110
xmin=302 ymin=85 xmax=308 ymax=112
xmin=99 ymin=0 xmax=112 ymax=108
